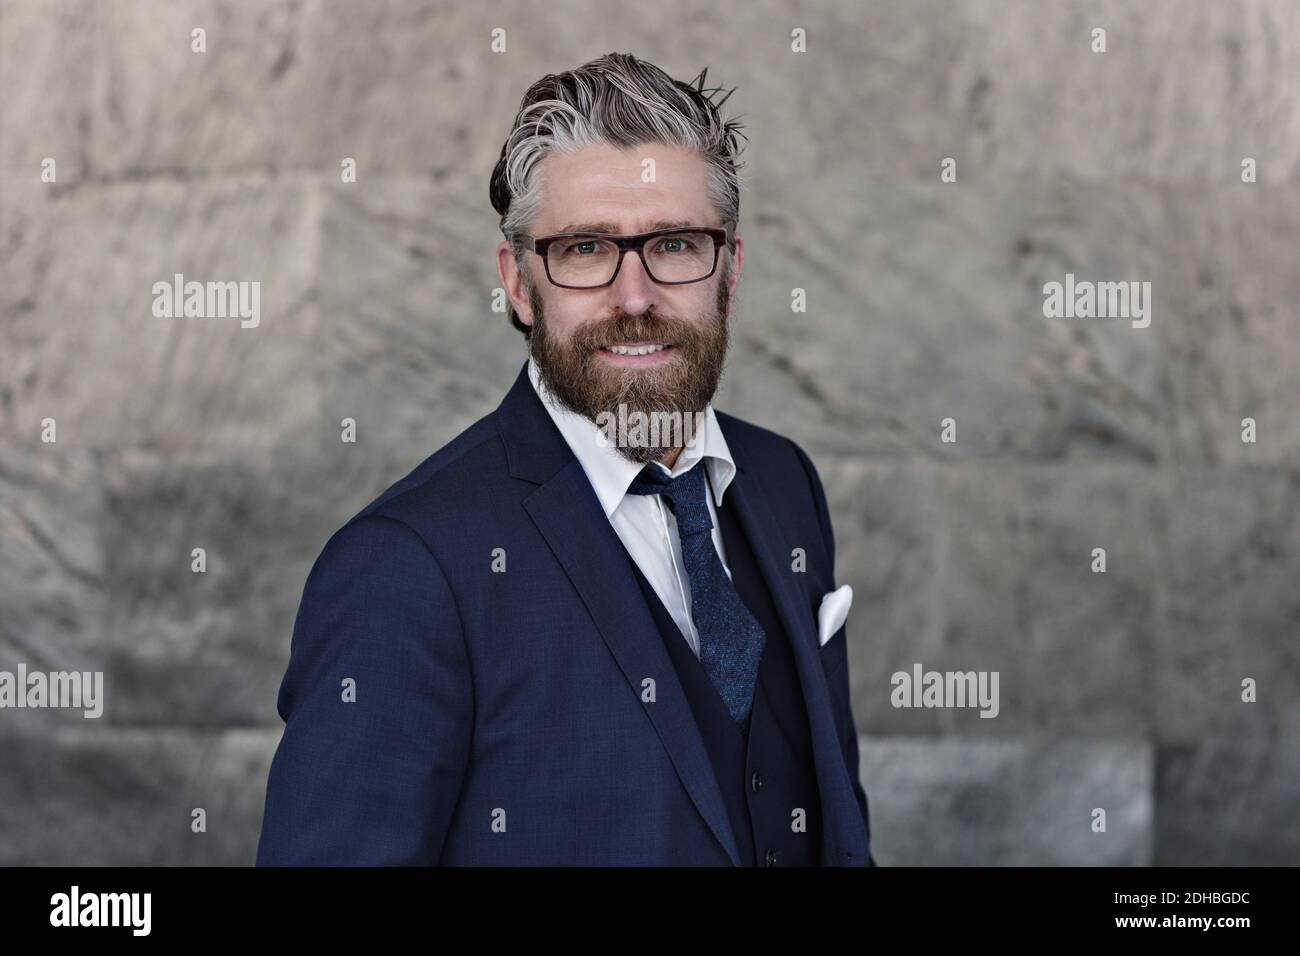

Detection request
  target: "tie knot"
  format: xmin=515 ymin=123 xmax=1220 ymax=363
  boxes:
xmin=625 ymin=460 xmax=713 ymax=537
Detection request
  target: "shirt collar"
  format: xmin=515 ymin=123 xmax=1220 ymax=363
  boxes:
xmin=527 ymin=356 xmax=736 ymax=518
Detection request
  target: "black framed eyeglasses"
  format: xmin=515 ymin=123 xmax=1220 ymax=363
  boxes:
xmin=516 ymin=221 xmax=736 ymax=289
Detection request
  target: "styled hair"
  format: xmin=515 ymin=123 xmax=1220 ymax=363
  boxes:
xmin=489 ymin=52 xmax=748 ymax=338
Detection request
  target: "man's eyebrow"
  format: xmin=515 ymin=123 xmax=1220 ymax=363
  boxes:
xmin=554 ymin=219 xmax=701 ymax=234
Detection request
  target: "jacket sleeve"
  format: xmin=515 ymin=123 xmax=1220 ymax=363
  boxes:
xmin=256 ymin=513 xmax=473 ymax=865
xmin=789 ymin=440 xmax=877 ymax=867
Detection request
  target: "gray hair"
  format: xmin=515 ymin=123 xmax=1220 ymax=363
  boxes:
xmin=489 ymin=52 xmax=748 ymax=338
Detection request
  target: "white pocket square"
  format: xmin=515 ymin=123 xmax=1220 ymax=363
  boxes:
xmin=817 ymin=584 xmax=853 ymax=647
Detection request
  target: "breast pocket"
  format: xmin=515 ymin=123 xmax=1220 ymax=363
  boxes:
xmin=818 ymin=624 xmax=849 ymax=682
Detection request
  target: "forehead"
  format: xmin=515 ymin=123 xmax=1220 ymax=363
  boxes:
xmin=535 ymin=142 xmax=716 ymax=234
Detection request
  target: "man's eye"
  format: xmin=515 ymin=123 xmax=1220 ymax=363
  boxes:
xmin=564 ymin=241 xmax=599 ymax=255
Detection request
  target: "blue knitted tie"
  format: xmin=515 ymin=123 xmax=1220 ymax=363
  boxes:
xmin=626 ymin=460 xmax=767 ymax=734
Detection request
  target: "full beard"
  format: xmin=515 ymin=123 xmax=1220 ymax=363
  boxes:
xmin=527 ymin=262 xmax=732 ymax=464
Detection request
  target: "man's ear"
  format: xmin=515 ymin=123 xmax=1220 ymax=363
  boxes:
xmin=725 ymin=230 xmax=744 ymax=315
xmin=497 ymin=241 xmax=536 ymax=328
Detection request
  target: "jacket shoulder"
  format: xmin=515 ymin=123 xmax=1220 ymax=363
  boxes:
xmin=714 ymin=408 xmax=814 ymax=473
xmin=341 ymin=410 xmax=511 ymax=536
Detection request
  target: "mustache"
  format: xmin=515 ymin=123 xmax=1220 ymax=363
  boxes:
xmin=573 ymin=311 xmax=705 ymax=351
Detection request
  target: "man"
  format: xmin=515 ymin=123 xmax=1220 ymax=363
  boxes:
xmin=256 ymin=52 xmax=874 ymax=866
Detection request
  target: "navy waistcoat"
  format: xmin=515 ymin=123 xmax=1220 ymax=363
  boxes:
xmin=620 ymin=483 xmax=824 ymax=866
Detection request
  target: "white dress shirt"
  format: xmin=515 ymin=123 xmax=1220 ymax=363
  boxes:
xmin=527 ymin=357 xmax=738 ymax=659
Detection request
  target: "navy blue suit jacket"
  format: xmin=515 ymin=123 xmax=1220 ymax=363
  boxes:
xmin=256 ymin=361 xmax=874 ymax=865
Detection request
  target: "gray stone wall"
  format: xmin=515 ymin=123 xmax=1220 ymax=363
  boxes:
xmin=1 ymin=0 xmax=1295 ymax=865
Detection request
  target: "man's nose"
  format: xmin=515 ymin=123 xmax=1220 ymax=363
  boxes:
xmin=606 ymin=250 xmax=659 ymax=318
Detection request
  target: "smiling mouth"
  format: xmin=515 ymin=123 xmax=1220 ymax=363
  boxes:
xmin=600 ymin=342 xmax=673 ymax=356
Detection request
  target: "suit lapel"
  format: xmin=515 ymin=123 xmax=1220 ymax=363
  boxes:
xmin=720 ymin=428 xmax=871 ymax=865
xmin=497 ymin=363 xmax=743 ymax=866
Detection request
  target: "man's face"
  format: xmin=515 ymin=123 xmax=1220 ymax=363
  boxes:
xmin=498 ymin=143 xmax=745 ymax=463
